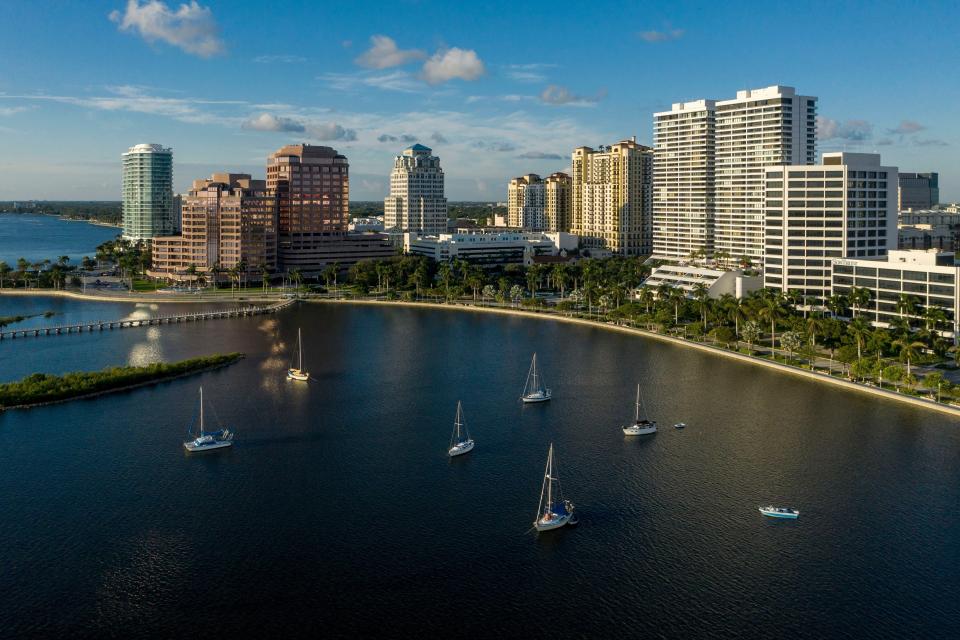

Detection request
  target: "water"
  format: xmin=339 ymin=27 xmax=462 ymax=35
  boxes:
xmin=1 ymin=299 xmax=959 ymax=638
xmin=0 ymin=213 xmax=119 ymax=265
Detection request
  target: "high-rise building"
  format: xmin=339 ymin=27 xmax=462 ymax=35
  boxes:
xmin=507 ymin=174 xmax=545 ymax=229
xmin=150 ymin=173 xmax=278 ymax=281
xmin=716 ymin=86 xmax=817 ymax=265
xmin=384 ymin=144 xmax=447 ymax=235
xmin=544 ymin=172 xmax=572 ymax=233
xmin=898 ymin=172 xmax=939 ymax=210
xmin=122 ymin=143 xmax=175 ymax=241
xmin=763 ymin=152 xmax=897 ymax=300
xmin=653 ymin=100 xmax=716 ymax=260
xmin=651 ymin=86 xmax=817 ymax=266
xmin=267 ymin=144 xmax=349 ymax=270
xmin=571 ymin=138 xmax=653 ymax=256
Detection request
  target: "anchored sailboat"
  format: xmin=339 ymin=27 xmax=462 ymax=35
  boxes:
xmin=521 ymin=353 xmax=551 ymax=403
xmin=183 ymin=387 xmax=234 ymax=452
xmin=287 ymin=327 xmax=309 ymax=381
xmin=534 ymin=443 xmax=576 ymax=532
xmin=447 ymin=401 xmax=475 ymax=457
xmin=622 ymin=383 xmax=657 ymax=436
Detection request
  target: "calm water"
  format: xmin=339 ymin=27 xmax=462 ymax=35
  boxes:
xmin=1 ymin=299 xmax=959 ymax=638
xmin=0 ymin=213 xmax=119 ymax=265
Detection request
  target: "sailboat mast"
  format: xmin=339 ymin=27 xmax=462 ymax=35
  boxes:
xmin=199 ymin=387 xmax=204 ymax=433
xmin=532 ymin=354 xmax=539 ymax=389
xmin=455 ymin=401 xmax=462 ymax=440
xmin=298 ymin=328 xmax=303 ymax=370
xmin=635 ymin=384 xmax=641 ymax=422
xmin=546 ymin=444 xmax=553 ymax=511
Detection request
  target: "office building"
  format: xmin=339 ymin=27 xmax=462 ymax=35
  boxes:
xmin=898 ymin=172 xmax=939 ymax=210
xmin=150 ymin=173 xmax=278 ymax=281
xmin=652 ymin=86 xmax=817 ymax=266
xmin=571 ymin=138 xmax=653 ymax=256
xmin=404 ymin=230 xmax=577 ymax=267
xmin=763 ymin=152 xmax=897 ymax=300
xmin=267 ymin=144 xmax=349 ymax=270
xmin=121 ymin=143 xmax=175 ymax=240
xmin=384 ymin=144 xmax=447 ymax=235
xmin=898 ymin=209 xmax=960 ymax=251
xmin=832 ymin=249 xmax=958 ymax=337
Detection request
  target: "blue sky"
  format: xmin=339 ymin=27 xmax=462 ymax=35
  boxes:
xmin=1 ymin=0 xmax=958 ymax=201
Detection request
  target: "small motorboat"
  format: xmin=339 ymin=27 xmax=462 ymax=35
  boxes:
xmin=759 ymin=506 xmax=799 ymax=519
xmin=674 ymin=422 xmax=686 ymax=429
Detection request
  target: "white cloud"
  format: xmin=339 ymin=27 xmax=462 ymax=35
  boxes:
xmin=817 ymin=116 xmax=872 ymax=141
xmin=355 ymin=35 xmax=425 ymax=69
xmin=319 ymin=71 xmax=423 ymax=94
xmin=253 ymin=54 xmax=306 ymax=64
xmin=888 ymin=119 xmax=925 ymax=135
xmin=518 ymin=151 xmax=564 ymax=160
xmin=307 ymin=123 xmax=357 ymax=142
xmin=421 ymin=48 xmax=486 ymax=84
xmin=0 ymin=106 xmax=28 ymax=116
xmin=109 ymin=0 xmax=225 ymax=58
xmin=242 ymin=113 xmax=305 ymax=132
xmin=540 ymin=84 xmax=604 ymax=107
xmin=638 ymin=28 xmax=685 ymax=43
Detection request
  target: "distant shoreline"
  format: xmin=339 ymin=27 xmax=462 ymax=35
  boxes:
xmin=0 ymin=210 xmax=121 ymax=229
xmin=5 ymin=288 xmax=960 ymax=418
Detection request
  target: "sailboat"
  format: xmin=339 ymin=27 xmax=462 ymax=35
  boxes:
xmin=622 ymin=383 xmax=657 ymax=436
xmin=287 ymin=327 xmax=309 ymax=381
xmin=447 ymin=401 xmax=475 ymax=457
xmin=533 ymin=443 xmax=576 ymax=532
xmin=183 ymin=387 xmax=234 ymax=452
xmin=521 ymin=353 xmax=551 ymax=403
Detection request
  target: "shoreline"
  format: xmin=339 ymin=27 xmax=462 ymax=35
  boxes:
xmin=0 ymin=356 xmax=243 ymax=411
xmin=5 ymin=287 xmax=960 ymax=418
xmin=309 ymin=298 xmax=960 ymax=419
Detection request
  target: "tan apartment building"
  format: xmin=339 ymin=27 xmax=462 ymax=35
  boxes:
xmin=150 ymin=173 xmax=278 ymax=282
xmin=571 ymin=138 xmax=653 ymax=256
xmin=545 ymin=172 xmax=572 ymax=233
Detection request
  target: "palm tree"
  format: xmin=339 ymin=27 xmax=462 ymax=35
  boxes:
xmin=922 ymin=306 xmax=947 ymax=334
xmin=0 ymin=261 xmax=10 ymax=289
xmin=692 ymin=283 xmax=710 ymax=327
xmin=896 ymin=294 xmax=919 ymax=327
xmin=552 ymin=263 xmax=569 ymax=298
xmin=827 ymin=294 xmax=846 ymax=318
xmin=847 ymin=316 xmax=871 ymax=361
xmin=667 ymin=287 xmax=685 ymax=326
xmin=259 ymin=263 xmax=270 ymax=292
xmin=893 ymin=337 xmax=925 ymax=379
xmin=757 ymin=291 xmax=785 ymax=358
xmin=849 ymin=287 xmax=872 ymax=318
xmin=437 ymin=262 xmax=452 ymax=300
xmin=290 ymin=268 xmax=303 ymax=294
xmin=638 ymin=285 xmax=655 ymax=315
xmin=804 ymin=315 xmax=821 ymax=351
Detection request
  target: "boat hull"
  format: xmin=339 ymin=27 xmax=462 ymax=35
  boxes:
xmin=535 ymin=512 xmax=573 ymax=531
xmin=522 ymin=391 xmax=551 ymax=403
xmin=184 ymin=440 xmax=233 ymax=452
xmin=448 ymin=440 xmax=475 ymax=457
xmin=622 ymin=424 xmax=657 ymax=436
xmin=759 ymin=507 xmax=799 ymax=519
xmin=287 ymin=369 xmax=309 ymax=381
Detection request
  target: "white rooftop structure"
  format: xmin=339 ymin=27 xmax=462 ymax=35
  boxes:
xmin=640 ymin=264 xmax=762 ymax=299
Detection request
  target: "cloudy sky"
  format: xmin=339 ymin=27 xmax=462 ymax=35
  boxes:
xmin=1 ymin=0 xmax=958 ymax=201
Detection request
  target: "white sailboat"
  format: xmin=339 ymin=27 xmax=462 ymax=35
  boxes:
xmin=622 ymin=383 xmax=657 ymax=436
xmin=521 ymin=353 xmax=551 ymax=403
xmin=287 ymin=327 xmax=309 ymax=381
xmin=447 ymin=401 xmax=475 ymax=457
xmin=183 ymin=387 xmax=234 ymax=452
xmin=534 ymin=443 xmax=576 ymax=532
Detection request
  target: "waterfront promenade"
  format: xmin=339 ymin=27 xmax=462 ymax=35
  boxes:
xmin=4 ymin=287 xmax=959 ymax=419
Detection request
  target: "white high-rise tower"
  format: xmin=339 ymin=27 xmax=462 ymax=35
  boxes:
xmin=121 ymin=143 xmax=174 ymax=241
xmin=384 ymin=144 xmax=447 ymax=235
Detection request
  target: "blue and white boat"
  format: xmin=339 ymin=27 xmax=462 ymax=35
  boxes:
xmin=183 ymin=387 xmax=234 ymax=452
xmin=759 ymin=505 xmax=799 ymax=519
xmin=534 ymin=443 xmax=576 ymax=531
